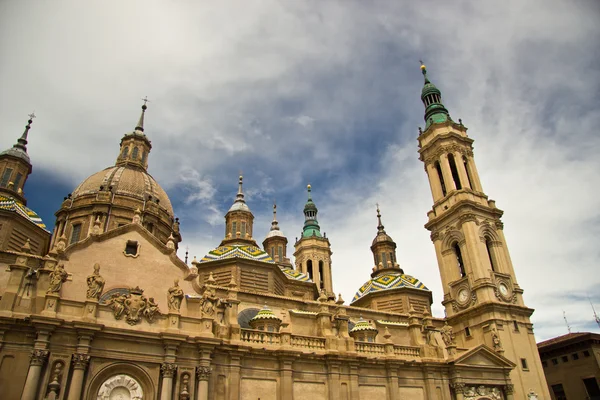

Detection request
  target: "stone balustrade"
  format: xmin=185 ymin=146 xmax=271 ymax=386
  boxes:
xmin=240 ymin=329 xmax=281 ymax=345
xmin=393 ymin=345 xmax=421 ymax=357
xmin=290 ymin=334 xmax=326 ymax=350
xmin=356 ymin=342 xmax=385 ymax=355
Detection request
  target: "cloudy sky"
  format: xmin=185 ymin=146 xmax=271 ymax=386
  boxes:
xmin=1 ymin=1 xmax=599 ymax=341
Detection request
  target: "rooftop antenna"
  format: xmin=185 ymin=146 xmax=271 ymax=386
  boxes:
xmin=588 ymin=295 xmax=600 ymax=328
xmin=563 ymin=310 xmax=572 ymax=334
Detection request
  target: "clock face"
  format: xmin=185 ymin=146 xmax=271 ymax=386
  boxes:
xmin=499 ymin=283 xmax=509 ymax=296
xmin=458 ymin=289 xmax=469 ymax=303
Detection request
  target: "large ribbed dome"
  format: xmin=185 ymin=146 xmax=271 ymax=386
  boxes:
xmin=71 ymin=165 xmax=173 ymax=216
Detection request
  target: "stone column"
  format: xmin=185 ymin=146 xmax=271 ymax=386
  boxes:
xmin=348 ymin=363 xmax=360 ymax=400
xmin=227 ymin=354 xmax=241 ymax=400
xmin=426 ymin=163 xmax=444 ymax=201
xmin=66 ymin=353 xmax=90 ymax=400
xmin=195 ymin=366 xmax=211 ymax=400
xmin=20 ymin=349 xmax=49 ymax=400
xmin=326 ymin=359 xmax=340 ymax=400
xmin=439 ymin=153 xmax=457 ymax=192
xmin=504 ymin=384 xmax=514 ymax=400
xmin=160 ymin=363 xmax=178 ymax=400
xmin=464 ymin=155 xmax=483 ymax=192
xmin=454 ymin=151 xmax=471 ymax=190
xmin=450 ymin=382 xmax=465 ymax=400
xmin=386 ymin=364 xmax=399 ymax=400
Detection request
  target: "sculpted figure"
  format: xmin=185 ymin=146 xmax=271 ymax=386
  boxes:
xmin=167 ymin=279 xmax=184 ymax=312
xmin=86 ymin=263 xmax=105 ymax=299
xmin=144 ymin=297 xmax=160 ymax=322
xmin=490 ymin=387 xmax=501 ymax=400
xmin=47 ymin=264 xmax=69 ymax=294
xmin=200 ymin=287 xmax=221 ymax=317
xmin=491 ymin=328 xmax=502 ymax=351
xmin=106 ymin=293 xmax=127 ymax=319
xmin=440 ymin=321 xmax=455 ymax=346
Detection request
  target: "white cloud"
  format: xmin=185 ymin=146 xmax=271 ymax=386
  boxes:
xmin=1 ymin=0 xmax=599 ymax=341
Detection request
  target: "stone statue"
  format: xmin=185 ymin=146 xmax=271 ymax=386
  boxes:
xmin=440 ymin=321 xmax=455 ymax=346
xmin=144 ymin=297 xmax=160 ymax=322
xmin=47 ymin=264 xmax=68 ymax=294
xmin=167 ymin=279 xmax=184 ymax=312
xmin=200 ymin=286 xmax=221 ymax=317
xmin=86 ymin=263 xmax=105 ymax=299
xmin=491 ymin=328 xmax=502 ymax=351
xmin=106 ymin=293 xmax=127 ymax=320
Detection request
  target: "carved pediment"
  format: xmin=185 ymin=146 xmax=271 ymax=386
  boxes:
xmin=453 ymin=345 xmax=515 ymax=368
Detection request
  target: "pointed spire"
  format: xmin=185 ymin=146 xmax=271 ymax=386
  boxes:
xmin=376 ymin=203 xmax=385 ymax=233
xmin=302 ymin=184 xmax=321 ymax=238
xmin=419 ymin=62 xmax=450 ymax=128
xmin=236 ymin=175 xmax=244 ymax=202
xmin=270 ymin=202 xmax=280 ymax=231
xmin=307 ymin=184 xmax=312 ymax=201
xmin=13 ymin=113 xmax=35 ymax=154
xmin=135 ymin=97 xmax=149 ymax=132
xmin=420 ymin=60 xmax=430 ymax=84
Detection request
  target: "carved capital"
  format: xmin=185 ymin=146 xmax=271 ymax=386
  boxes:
xmin=161 ymin=362 xmax=178 ymax=378
xmin=504 ymin=384 xmax=514 ymax=394
xmin=72 ymin=353 xmax=91 ymax=369
xmin=30 ymin=349 xmax=49 ymax=366
xmin=451 ymin=382 xmax=465 ymax=394
xmin=196 ymin=365 xmax=212 ymax=381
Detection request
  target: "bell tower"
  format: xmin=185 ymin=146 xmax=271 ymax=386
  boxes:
xmin=417 ymin=63 xmax=550 ymax=398
xmin=293 ymin=185 xmax=334 ymax=297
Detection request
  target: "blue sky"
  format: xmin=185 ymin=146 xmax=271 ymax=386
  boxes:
xmin=1 ymin=1 xmax=599 ymax=341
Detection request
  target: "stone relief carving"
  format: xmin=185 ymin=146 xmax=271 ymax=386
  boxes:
xmin=200 ymin=286 xmax=223 ymax=318
xmin=104 ymin=287 xmax=160 ymax=325
xmin=45 ymin=362 xmax=64 ymax=400
xmin=97 ymin=374 xmax=143 ymax=400
xmin=47 ymin=264 xmax=69 ymax=294
xmin=491 ymin=328 xmax=503 ymax=352
xmin=167 ymin=279 xmax=184 ymax=312
xmin=440 ymin=321 xmax=455 ymax=347
xmin=196 ymin=366 xmax=212 ymax=380
xmin=161 ymin=362 xmax=178 ymax=377
xmin=86 ymin=263 xmax=105 ymax=300
xmin=463 ymin=385 xmax=502 ymax=400
xmin=30 ymin=349 xmax=49 ymax=366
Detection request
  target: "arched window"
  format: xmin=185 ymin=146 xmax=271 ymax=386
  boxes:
xmin=132 ymin=147 xmax=139 ymax=160
xmin=271 ymin=246 xmax=275 ymax=259
xmin=453 ymin=242 xmax=466 ymax=277
xmin=232 ymin=222 xmax=237 ymax=236
xmin=307 ymin=260 xmax=314 ymax=281
xmin=448 ymin=153 xmax=462 ymax=190
xmin=237 ymin=308 xmax=260 ymax=328
xmin=381 ymin=253 xmax=388 ymax=267
xmin=434 ymin=161 xmax=447 ymax=196
xmin=463 ymin=156 xmax=474 ymax=189
xmin=141 ymin=151 xmax=147 ymax=164
xmin=318 ymin=261 xmax=324 ymax=289
xmin=485 ymin=237 xmax=497 ymax=272
xmin=121 ymin=147 xmax=129 ymax=158
xmin=278 ymin=246 xmax=283 ymax=262
xmin=241 ymin=222 xmax=246 ymax=238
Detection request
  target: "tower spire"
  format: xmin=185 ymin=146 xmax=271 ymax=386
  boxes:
xmin=419 ymin=62 xmax=450 ymax=128
xmin=376 ymin=203 xmax=385 ymax=233
xmin=12 ymin=113 xmax=35 ymax=155
xmin=302 ymin=184 xmax=321 ymax=237
xmin=135 ymin=97 xmax=149 ymax=132
xmin=235 ymin=175 xmax=245 ymax=203
xmin=270 ymin=202 xmax=280 ymax=231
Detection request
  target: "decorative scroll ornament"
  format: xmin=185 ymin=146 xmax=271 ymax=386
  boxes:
xmin=72 ymin=353 xmax=91 ymax=369
xmin=86 ymin=263 xmax=105 ymax=300
xmin=196 ymin=366 xmax=212 ymax=380
xmin=464 ymin=385 xmax=502 ymax=400
xmin=104 ymin=287 xmax=160 ymax=325
xmin=30 ymin=349 xmax=49 ymax=366
xmin=97 ymin=374 xmax=143 ymax=400
xmin=161 ymin=362 xmax=178 ymax=377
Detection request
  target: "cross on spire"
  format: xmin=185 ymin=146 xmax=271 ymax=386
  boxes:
xmin=141 ymin=96 xmax=150 ymax=106
xmin=28 ymin=112 xmax=36 ymax=120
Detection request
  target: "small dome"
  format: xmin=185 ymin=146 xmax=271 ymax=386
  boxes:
xmin=371 ymin=232 xmax=394 ymax=246
xmin=0 ymin=147 xmax=29 ymax=163
xmin=421 ymin=82 xmax=441 ymax=99
xmin=265 ymin=229 xmax=285 ymax=239
xmin=228 ymin=201 xmax=251 ymax=212
xmin=352 ymin=272 xmax=429 ymax=302
xmin=71 ymin=165 xmax=173 ymax=215
xmin=350 ymin=317 xmax=377 ymax=333
xmin=249 ymin=305 xmax=282 ymax=323
xmin=200 ymin=245 xmax=274 ymax=263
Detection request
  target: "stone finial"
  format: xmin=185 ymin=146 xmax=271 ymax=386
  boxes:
xmin=166 ymin=233 xmax=176 ymax=250
xmin=336 ymin=293 xmax=344 ymax=305
xmin=91 ymin=215 xmax=102 ymax=236
xmin=383 ymin=326 xmax=392 ymax=343
xmin=227 ymin=273 xmax=237 ymax=289
xmin=132 ymin=208 xmax=142 ymax=224
xmin=408 ymin=304 xmax=417 ymax=315
xmin=21 ymin=239 xmax=32 ymax=254
xmin=206 ymin=272 xmax=216 ymax=285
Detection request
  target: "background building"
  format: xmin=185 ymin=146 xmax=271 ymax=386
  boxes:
xmin=0 ymin=67 xmax=549 ymax=399
xmin=538 ymin=332 xmax=600 ymax=400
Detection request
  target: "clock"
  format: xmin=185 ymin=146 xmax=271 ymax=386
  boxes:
xmin=458 ymin=289 xmax=469 ymax=303
xmin=499 ymin=283 xmax=509 ymax=297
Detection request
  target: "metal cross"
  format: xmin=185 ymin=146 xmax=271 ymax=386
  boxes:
xmin=28 ymin=112 xmax=36 ymax=120
xmin=141 ymin=96 xmax=150 ymax=106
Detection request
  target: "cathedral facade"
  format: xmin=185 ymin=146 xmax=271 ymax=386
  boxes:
xmin=0 ymin=66 xmax=550 ymax=400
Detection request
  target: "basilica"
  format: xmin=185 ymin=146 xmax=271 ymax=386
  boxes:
xmin=0 ymin=65 xmax=550 ymax=399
